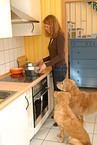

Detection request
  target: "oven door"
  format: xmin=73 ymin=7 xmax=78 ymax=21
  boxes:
xmin=33 ymin=87 xmax=49 ymax=127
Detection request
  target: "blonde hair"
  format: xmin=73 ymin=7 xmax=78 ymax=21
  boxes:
xmin=43 ymin=15 xmax=64 ymax=38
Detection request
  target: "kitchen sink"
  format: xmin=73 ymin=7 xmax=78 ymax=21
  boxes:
xmin=0 ymin=90 xmax=17 ymax=104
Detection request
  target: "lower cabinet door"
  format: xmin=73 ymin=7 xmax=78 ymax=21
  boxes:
xmin=0 ymin=93 xmax=30 ymax=145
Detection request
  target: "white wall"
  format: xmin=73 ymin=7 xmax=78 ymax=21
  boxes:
xmin=0 ymin=37 xmax=25 ymax=75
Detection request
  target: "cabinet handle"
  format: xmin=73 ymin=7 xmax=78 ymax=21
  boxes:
xmin=78 ymin=61 xmax=79 ymax=64
xmin=25 ymin=96 xmax=29 ymax=110
xmin=31 ymin=23 xmax=34 ymax=33
xmin=86 ymin=42 xmax=88 ymax=45
xmin=93 ymin=42 xmax=95 ymax=45
xmin=77 ymin=51 xmax=80 ymax=54
xmin=77 ymin=70 xmax=79 ymax=73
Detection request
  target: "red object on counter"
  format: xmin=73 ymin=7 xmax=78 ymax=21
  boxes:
xmin=10 ymin=68 xmax=23 ymax=74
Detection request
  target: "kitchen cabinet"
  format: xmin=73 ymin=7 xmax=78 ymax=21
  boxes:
xmin=0 ymin=0 xmax=41 ymax=38
xmin=0 ymin=0 xmax=12 ymax=38
xmin=0 ymin=93 xmax=30 ymax=145
xmin=0 ymin=71 xmax=54 ymax=145
xmin=69 ymin=38 xmax=97 ymax=87
xmin=25 ymin=88 xmax=35 ymax=139
xmin=11 ymin=0 xmax=41 ymax=36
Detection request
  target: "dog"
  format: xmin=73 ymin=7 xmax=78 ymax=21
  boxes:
xmin=54 ymin=91 xmax=91 ymax=145
xmin=57 ymin=79 xmax=97 ymax=118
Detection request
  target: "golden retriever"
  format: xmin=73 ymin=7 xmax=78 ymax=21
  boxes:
xmin=54 ymin=91 xmax=91 ymax=145
xmin=56 ymin=79 xmax=97 ymax=118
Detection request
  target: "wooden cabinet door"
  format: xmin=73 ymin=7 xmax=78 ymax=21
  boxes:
xmin=0 ymin=0 xmax=12 ymax=38
xmin=0 ymin=93 xmax=30 ymax=145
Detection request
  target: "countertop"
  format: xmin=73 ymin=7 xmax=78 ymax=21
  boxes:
xmin=0 ymin=67 xmax=52 ymax=111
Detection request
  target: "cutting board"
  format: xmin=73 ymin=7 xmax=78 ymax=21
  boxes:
xmin=17 ymin=55 xmax=27 ymax=67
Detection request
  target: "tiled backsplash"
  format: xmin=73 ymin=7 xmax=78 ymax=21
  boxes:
xmin=0 ymin=37 xmax=25 ymax=75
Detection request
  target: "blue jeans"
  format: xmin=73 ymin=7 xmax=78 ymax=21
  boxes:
xmin=52 ymin=64 xmax=67 ymax=91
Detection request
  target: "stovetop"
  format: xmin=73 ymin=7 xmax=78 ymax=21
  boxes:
xmin=0 ymin=73 xmax=43 ymax=83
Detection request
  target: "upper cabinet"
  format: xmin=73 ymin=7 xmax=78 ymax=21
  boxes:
xmin=11 ymin=0 xmax=42 ymax=36
xmin=0 ymin=0 xmax=12 ymax=38
xmin=0 ymin=0 xmax=41 ymax=38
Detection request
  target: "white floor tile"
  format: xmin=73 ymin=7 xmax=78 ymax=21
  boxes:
xmin=84 ymin=123 xmax=95 ymax=134
xmin=45 ymin=128 xmax=60 ymax=142
xmin=30 ymin=139 xmax=43 ymax=145
xmin=42 ymin=118 xmax=55 ymax=128
xmin=42 ymin=140 xmax=66 ymax=145
xmin=92 ymin=134 xmax=97 ymax=145
xmin=88 ymin=133 xmax=93 ymax=144
xmin=94 ymin=124 xmax=97 ymax=134
xmin=33 ymin=128 xmax=50 ymax=140
xmin=85 ymin=114 xmax=96 ymax=123
xmin=95 ymin=114 xmax=97 ymax=123
xmin=48 ymin=112 xmax=54 ymax=119
xmin=52 ymin=125 xmax=60 ymax=130
xmin=45 ymin=128 xmax=68 ymax=143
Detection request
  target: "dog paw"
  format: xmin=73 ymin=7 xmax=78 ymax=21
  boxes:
xmin=57 ymin=133 xmax=61 ymax=138
xmin=58 ymin=138 xmax=64 ymax=143
xmin=69 ymin=136 xmax=83 ymax=145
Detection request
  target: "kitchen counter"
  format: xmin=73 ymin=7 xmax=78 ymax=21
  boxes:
xmin=0 ymin=66 xmax=52 ymax=111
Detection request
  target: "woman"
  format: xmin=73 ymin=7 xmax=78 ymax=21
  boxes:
xmin=38 ymin=15 xmax=67 ymax=125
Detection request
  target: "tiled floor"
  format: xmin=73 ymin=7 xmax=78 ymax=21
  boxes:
xmin=30 ymin=88 xmax=97 ymax=145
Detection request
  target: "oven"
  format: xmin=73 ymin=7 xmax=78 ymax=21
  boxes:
xmin=32 ymin=76 xmax=49 ymax=127
xmin=0 ymin=73 xmax=49 ymax=128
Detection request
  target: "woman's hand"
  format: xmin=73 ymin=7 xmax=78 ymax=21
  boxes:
xmin=37 ymin=60 xmax=43 ymax=66
xmin=38 ymin=64 xmax=47 ymax=73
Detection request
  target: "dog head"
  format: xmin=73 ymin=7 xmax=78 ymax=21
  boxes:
xmin=57 ymin=79 xmax=75 ymax=92
xmin=54 ymin=91 xmax=71 ymax=105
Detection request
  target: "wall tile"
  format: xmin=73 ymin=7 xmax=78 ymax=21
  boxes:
xmin=14 ymin=60 xmax=18 ymax=68
xmin=5 ymin=63 xmax=10 ymax=73
xmin=8 ymin=38 xmax=13 ymax=49
xmin=20 ymin=37 xmax=24 ymax=47
xmin=4 ymin=50 xmax=10 ymax=63
xmin=0 ymin=37 xmax=25 ymax=75
xmin=0 ymin=51 xmax=5 ymax=65
xmin=0 ymin=65 xmax=5 ymax=75
xmin=0 ymin=39 xmax=3 ymax=51
xmin=9 ymin=49 xmax=14 ymax=61
xmin=21 ymin=47 xmax=25 ymax=55
xmin=10 ymin=61 xmax=15 ymax=69
xmin=3 ymin=38 xmax=9 ymax=50
xmin=13 ymin=48 xmax=18 ymax=60
xmin=17 ymin=47 xmax=22 ymax=57
xmin=13 ymin=37 xmax=17 ymax=48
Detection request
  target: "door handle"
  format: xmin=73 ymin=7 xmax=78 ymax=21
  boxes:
xmin=25 ymin=96 xmax=29 ymax=110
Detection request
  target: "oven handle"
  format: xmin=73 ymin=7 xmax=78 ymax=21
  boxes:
xmin=34 ymin=87 xmax=49 ymax=101
xmin=41 ymin=87 xmax=49 ymax=96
